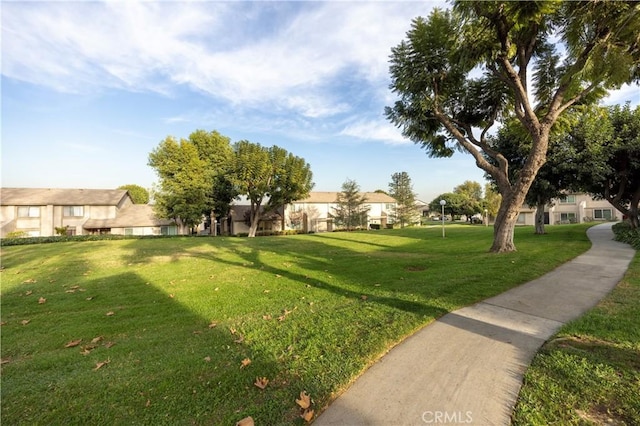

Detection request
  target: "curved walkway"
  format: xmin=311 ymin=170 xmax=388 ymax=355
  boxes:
xmin=315 ymin=223 xmax=635 ymax=426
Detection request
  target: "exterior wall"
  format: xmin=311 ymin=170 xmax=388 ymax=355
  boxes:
xmin=285 ymin=200 xmax=396 ymax=232
xmin=517 ymin=194 xmax=624 ymax=226
xmin=111 ymin=225 xmax=178 ymax=236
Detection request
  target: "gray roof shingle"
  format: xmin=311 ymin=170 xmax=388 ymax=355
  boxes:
xmin=1 ymin=188 xmax=129 ymax=206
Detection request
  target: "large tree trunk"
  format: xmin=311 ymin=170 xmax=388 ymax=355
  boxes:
xmin=534 ymin=201 xmax=546 ymax=235
xmin=248 ymin=202 xmax=261 ymax=238
xmin=490 ymin=198 xmax=520 ymax=252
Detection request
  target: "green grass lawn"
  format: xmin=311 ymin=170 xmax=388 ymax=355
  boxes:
xmin=1 ymin=224 xmax=592 ymax=425
xmin=512 ymin=252 xmax=640 ymax=425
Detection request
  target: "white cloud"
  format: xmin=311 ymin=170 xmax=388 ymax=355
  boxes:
xmin=2 ymin=1 xmax=441 ymax=118
xmin=340 ymin=119 xmax=410 ymax=145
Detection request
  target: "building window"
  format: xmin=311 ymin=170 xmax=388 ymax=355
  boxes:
xmin=125 ymin=228 xmax=133 ymax=236
xmin=17 ymin=206 xmax=40 ymax=218
xmin=593 ymin=209 xmax=612 ymax=220
xmin=161 ymin=226 xmax=169 ymax=236
xmin=63 ymin=206 xmax=84 ymax=217
xmin=559 ymin=195 xmax=576 ymax=204
xmin=560 ymin=212 xmax=577 ymax=223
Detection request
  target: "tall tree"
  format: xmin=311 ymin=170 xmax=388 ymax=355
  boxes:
xmin=566 ymin=104 xmax=640 ymax=228
xmin=388 ymin=171 xmax=418 ymax=228
xmin=148 ymin=137 xmax=211 ymax=233
xmin=231 ymin=141 xmax=313 ymax=237
xmin=453 ymin=180 xmax=484 ymax=220
xmin=332 ymin=179 xmax=370 ymax=230
xmin=429 ymin=192 xmax=474 ymax=219
xmin=386 ymin=2 xmax=640 ymax=252
xmin=117 ymin=184 xmax=149 ymax=204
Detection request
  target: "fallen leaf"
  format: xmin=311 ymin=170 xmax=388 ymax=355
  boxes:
xmin=86 ymin=297 xmax=94 ymax=301
xmin=301 ymin=409 xmax=315 ymax=422
xmin=23 ymin=278 xmax=37 ymax=284
xmin=65 ymin=339 xmax=82 ymax=348
xmin=21 ymin=319 xmax=30 ymax=326
xmin=0 ymin=322 xmax=6 ymax=326
xmin=38 ymin=297 xmax=47 ymax=304
xmin=104 ymin=342 xmax=115 ymax=349
xmin=93 ymin=359 xmax=110 ymax=371
xmin=1 ymin=358 xmax=10 ymax=365
xmin=204 ymin=356 xmax=211 ymax=362
xmin=262 ymin=315 xmax=272 ymax=320
xmin=145 ymin=399 xmax=151 ymax=407
xmin=169 ymin=294 xmax=174 ymax=298
xmin=208 ymin=322 xmax=217 ymax=328
xmin=106 ymin=311 xmax=114 ymax=316
xmin=70 ymin=285 xmax=80 ymax=290
xmin=65 ymin=289 xmax=76 ymax=294
xmin=229 ymin=327 xmax=237 ymax=335
xmin=275 ymin=274 xmax=282 ymax=278
xmin=235 ymin=417 xmax=254 ymax=426
xmin=361 ymin=295 xmax=368 ymax=301
xmin=80 ymin=348 xmax=92 ymax=356
xmin=296 ymin=391 xmax=311 ymax=409
xmin=263 ymin=289 xmax=270 ymax=293
xmin=91 ymin=336 xmax=104 ymax=344
xmin=240 ymin=358 xmax=251 ymax=369
xmin=193 ymin=330 xmax=203 ymax=335
xmin=254 ymin=377 xmax=269 ymax=389
xmin=25 ymin=290 xmax=33 ymax=296
xmin=234 ymin=335 xmax=244 ymax=344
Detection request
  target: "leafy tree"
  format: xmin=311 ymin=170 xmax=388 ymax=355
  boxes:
xmin=453 ymin=180 xmax=483 ymax=220
xmin=386 ymin=2 xmax=640 ymax=252
xmin=388 ymin=171 xmax=418 ymax=228
xmin=231 ymin=141 xmax=313 ymax=237
xmin=429 ymin=193 xmax=471 ymax=219
xmin=483 ymin=184 xmax=501 ymax=221
xmin=118 ymin=184 xmax=149 ymax=204
xmin=148 ymin=136 xmax=212 ymax=233
xmin=565 ymin=104 xmax=640 ymax=228
xmin=332 ymin=179 xmax=370 ymax=230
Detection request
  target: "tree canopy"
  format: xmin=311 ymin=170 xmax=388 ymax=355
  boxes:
xmin=386 ymin=1 xmax=640 ymax=252
xmin=231 ymin=141 xmax=314 ymax=237
xmin=118 ymin=184 xmax=149 ymax=204
xmin=332 ymin=179 xmax=369 ymax=230
xmin=388 ymin=171 xmax=418 ymax=228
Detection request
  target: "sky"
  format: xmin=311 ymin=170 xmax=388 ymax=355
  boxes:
xmin=2 ymin=1 xmax=639 ymax=203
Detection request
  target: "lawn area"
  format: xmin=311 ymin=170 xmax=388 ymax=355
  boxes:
xmin=512 ymin=250 xmax=640 ymax=425
xmin=1 ymin=224 xmax=592 ymax=425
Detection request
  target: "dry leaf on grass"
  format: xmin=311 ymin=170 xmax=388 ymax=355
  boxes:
xmin=1 ymin=358 xmax=11 ymax=365
xmin=38 ymin=297 xmax=47 ymax=304
xmin=254 ymin=377 xmax=269 ymax=389
xmin=104 ymin=342 xmax=115 ymax=349
xmin=25 ymin=290 xmax=33 ymax=296
xmin=240 ymin=358 xmax=251 ymax=369
xmin=204 ymin=356 xmax=211 ymax=362
xmin=208 ymin=321 xmax=217 ymax=328
xmin=91 ymin=336 xmax=103 ymax=344
xmin=106 ymin=311 xmax=114 ymax=316
xmin=65 ymin=339 xmax=82 ymax=348
xmin=262 ymin=314 xmax=272 ymax=320
xmin=301 ymin=409 xmax=314 ymax=422
xmin=296 ymin=391 xmax=311 ymax=409
xmin=93 ymin=359 xmax=110 ymax=371
xmin=21 ymin=320 xmax=30 ymax=326
xmin=23 ymin=278 xmax=37 ymax=284
xmin=235 ymin=416 xmax=254 ymax=426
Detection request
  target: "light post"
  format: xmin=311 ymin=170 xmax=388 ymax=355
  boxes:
xmin=484 ymin=209 xmax=488 ymax=227
xmin=440 ymin=199 xmax=446 ymax=238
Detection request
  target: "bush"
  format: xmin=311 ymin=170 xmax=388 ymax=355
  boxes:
xmin=612 ymin=221 xmax=640 ymax=250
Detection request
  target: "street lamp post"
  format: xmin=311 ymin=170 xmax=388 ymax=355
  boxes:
xmin=484 ymin=209 xmax=488 ymax=227
xmin=440 ymin=199 xmax=447 ymax=238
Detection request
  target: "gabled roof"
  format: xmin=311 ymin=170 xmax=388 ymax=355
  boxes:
xmin=293 ymin=191 xmax=397 ymax=204
xmin=83 ymin=205 xmax=174 ymax=229
xmin=0 ymin=188 xmax=129 ymax=206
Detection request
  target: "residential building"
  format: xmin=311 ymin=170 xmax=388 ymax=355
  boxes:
xmin=0 ymin=188 xmax=177 ymax=238
xmin=285 ymin=191 xmax=397 ymax=233
xmin=516 ymin=193 xmax=624 ymax=226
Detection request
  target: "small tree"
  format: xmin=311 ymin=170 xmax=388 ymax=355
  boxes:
xmin=453 ymin=181 xmax=484 ymax=220
xmin=118 ymin=184 xmax=149 ymax=204
xmin=332 ymin=179 xmax=370 ymax=230
xmin=388 ymin=172 xmax=418 ymax=228
xmin=429 ymin=193 xmax=472 ymax=220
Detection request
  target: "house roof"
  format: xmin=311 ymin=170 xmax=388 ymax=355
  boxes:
xmin=294 ymin=192 xmax=397 ymax=204
xmin=83 ymin=205 xmax=174 ymax=229
xmin=229 ymin=205 xmax=283 ymax=221
xmin=0 ymin=188 xmax=129 ymax=206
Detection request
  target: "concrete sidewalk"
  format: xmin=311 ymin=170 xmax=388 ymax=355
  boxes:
xmin=314 ymin=223 xmax=635 ymax=426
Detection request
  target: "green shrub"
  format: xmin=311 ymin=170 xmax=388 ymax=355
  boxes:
xmin=612 ymin=221 xmax=640 ymax=250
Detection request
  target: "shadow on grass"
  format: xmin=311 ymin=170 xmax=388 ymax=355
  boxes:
xmin=0 ymin=264 xmax=281 ymax=424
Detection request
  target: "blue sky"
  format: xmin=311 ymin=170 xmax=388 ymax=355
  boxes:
xmin=2 ymin=1 xmax=638 ymax=203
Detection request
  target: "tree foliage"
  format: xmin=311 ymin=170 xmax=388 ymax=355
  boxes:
xmin=564 ymin=104 xmax=640 ymax=228
xmin=386 ymin=1 xmax=640 ymax=252
xmin=388 ymin=171 xmax=418 ymax=228
xmin=332 ymin=179 xmax=370 ymax=230
xmin=231 ymin=141 xmax=314 ymax=237
xmin=118 ymin=184 xmax=149 ymax=204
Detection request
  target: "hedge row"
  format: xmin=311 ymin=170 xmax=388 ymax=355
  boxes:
xmin=0 ymin=234 xmax=178 ymax=247
xmin=612 ymin=221 xmax=640 ymax=250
